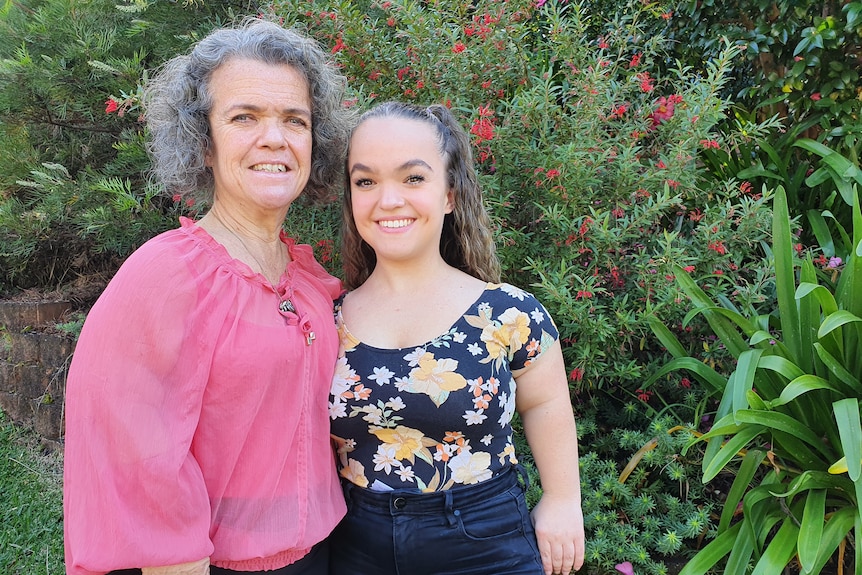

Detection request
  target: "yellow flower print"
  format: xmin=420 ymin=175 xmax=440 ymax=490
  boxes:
xmin=340 ymin=458 xmax=369 ymax=488
xmin=497 ymin=443 xmax=518 ymax=465
xmin=372 ymin=425 xmax=437 ymax=465
xmin=405 ymin=352 xmax=467 ymax=406
xmin=480 ymin=307 xmax=531 ymax=367
xmin=448 ymin=450 xmax=492 ymax=485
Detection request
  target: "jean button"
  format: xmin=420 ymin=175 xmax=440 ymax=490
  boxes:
xmin=393 ymin=497 xmax=407 ymax=510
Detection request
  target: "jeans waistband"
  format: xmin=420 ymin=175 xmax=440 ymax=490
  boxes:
xmin=342 ymin=464 xmax=528 ymax=516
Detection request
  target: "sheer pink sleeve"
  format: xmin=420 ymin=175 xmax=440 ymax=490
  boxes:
xmin=64 ymin=239 xmax=215 ymax=574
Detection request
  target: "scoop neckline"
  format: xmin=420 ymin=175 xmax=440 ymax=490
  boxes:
xmin=337 ymin=282 xmax=495 ymax=352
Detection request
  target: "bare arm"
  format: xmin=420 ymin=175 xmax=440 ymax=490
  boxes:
xmin=515 ymin=339 xmax=585 ymax=574
xmin=142 ymin=558 xmax=210 ymax=575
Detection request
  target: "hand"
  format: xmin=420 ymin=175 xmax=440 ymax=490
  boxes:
xmin=142 ymin=557 xmax=210 ymax=575
xmin=530 ymin=494 xmax=585 ymax=575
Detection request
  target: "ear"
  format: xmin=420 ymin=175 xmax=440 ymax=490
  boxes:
xmin=204 ymin=144 xmax=213 ymax=168
xmin=445 ymin=188 xmax=455 ymax=214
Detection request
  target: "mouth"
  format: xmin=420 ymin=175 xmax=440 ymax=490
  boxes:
xmin=378 ymin=218 xmax=414 ymax=229
xmin=251 ymin=163 xmax=288 ymax=173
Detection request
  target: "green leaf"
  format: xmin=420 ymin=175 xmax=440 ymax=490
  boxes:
xmin=734 ymin=410 xmax=832 ymax=460
xmin=703 ymin=425 xmax=764 ymax=482
xmin=770 ymin=375 xmax=839 ymax=407
xmin=773 ymin=187 xmax=803 ymax=363
xmin=813 ymin=343 xmax=862 ymax=395
xmin=678 ymin=522 xmax=742 ymax=575
xmin=797 ymin=488 xmax=826 ymax=573
xmin=719 ymin=448 xmax=765 ymax=532
xmin=834 ymin=398 xmax=862 ymax=481
xmin=733 ymin=349 xmax=763 ymax=418
xmin=801 ymin=507 xmax=858 ymax=575
xmin=818 ymin=310 xmax=862 ymax=339
xmin=750 ymin=517 xmax=799 ymax=575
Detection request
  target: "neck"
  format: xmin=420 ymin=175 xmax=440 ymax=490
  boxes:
xmin=205 ymin=207 xmax=288 ymax=286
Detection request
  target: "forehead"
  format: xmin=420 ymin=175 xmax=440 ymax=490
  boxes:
xmin=349 ymin=116 xmax=441 ymax=164
xmin=208 ymin=58 xmax=310 ymax=108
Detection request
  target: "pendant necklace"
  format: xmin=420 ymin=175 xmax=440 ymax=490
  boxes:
xmin=211 ymin=211 xmax=296 ymax=315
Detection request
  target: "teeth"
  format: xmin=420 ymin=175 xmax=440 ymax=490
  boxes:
xmin=380 ymin=219 xmax=413 ymax=229
xmin=252 ymin=164 xmax=287 ymax=172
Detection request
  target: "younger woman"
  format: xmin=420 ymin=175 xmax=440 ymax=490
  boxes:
xmin=328 ymin=101 xmax=585 ymax=575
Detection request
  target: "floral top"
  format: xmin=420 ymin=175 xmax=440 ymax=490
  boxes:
xmin=329 ymin=283 xmax=559 ymax=492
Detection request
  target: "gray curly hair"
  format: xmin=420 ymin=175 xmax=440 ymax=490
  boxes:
xmin=142 ymin=17 xmax=352 ymax=204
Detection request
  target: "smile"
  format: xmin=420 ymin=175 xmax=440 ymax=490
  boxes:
xmin=251 ymin=163 xmax=287 ymax=172
xmin=379 ymin=219 xmax=414 ymax=229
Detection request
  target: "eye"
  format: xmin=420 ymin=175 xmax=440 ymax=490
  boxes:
xmin=287 ymin=116 xmax=310 ymax=128
xmin=231 ymin=113 xmax=254 ymax=123
xmin=406 ymin=174 xmax=425 ymax=184
xmin=353 ymin=178 xmax=373 ymax=188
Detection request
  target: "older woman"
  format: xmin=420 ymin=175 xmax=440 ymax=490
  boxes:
xmin=63 ymin=18 xmax=352 ymax=575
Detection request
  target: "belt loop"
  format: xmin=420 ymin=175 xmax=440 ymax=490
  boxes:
xmin=444 ymin=490 xmax=458 ymax=526
xmin=342 ymin=480 xmax=354 ymax=505
xmin=515 ymin=464 xmax=530 ymax=490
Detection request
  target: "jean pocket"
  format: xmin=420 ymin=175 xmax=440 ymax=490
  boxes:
xmin=456 ymin=487 xmax=529 ymax=541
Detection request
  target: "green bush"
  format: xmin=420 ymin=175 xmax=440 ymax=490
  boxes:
xmin=647 ymin=185 xmax=862 ymax=574
xmin=274 ymin=0 xmax=777 ymax=397
xmin=0 ymin=0 xmax=251 ymax=293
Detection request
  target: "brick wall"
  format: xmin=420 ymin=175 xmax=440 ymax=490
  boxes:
xmin=0 ymin=301 xmax=74 ymax=449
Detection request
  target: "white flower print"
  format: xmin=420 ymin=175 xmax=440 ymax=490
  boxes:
xmin=329 ymin=401 xmax=347 ymax=419
xmin=403 ymin=347 xmax=425 ymax=367
xmin=373 ymin=444 xmax=400 ymax=474
xmin=448 ymin=450 xmax=492 ymax=485
xmin=463 ymin=409 xmax=487 ymax=425
xmin=480 ymin=434 xmax=494 ymax=446
xmin=331 ymin=356 xmax=358 ymax=397
xmin=530 ymin=307 xmax=546 ymax=324
xmin=394 ymin=376 xmax=411 ymax=391
xmin=500 ymin=283 xmax=528 ymax=300
xmin=351 ymin=404 xmax=384 ymax=425
xmin=452 ymin=330 xmax=466 ymax=343
xmin=385 ymin=397 xmax=406 ymax=411
xmin=498 ymin=390 xmax=516 ymax=428
xmin=369 ymin=366 xmax=395 ymax=386
xmin=467 ymin=342 xmax=483 ymax=356
xmin=395 ymin=466 xmax=416 ymax=483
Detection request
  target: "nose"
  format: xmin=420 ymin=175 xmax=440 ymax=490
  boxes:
xmin=379 ymin=183 xmax=406 ymax=209
xmin=257 ymin=118 xmax=287 ymax=149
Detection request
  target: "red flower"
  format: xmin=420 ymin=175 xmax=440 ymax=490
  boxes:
xmin=452 ymin=42 xmax=466 ymax=53
xmin=629 ymin=53 xmax=641 ymax=68
xmin=680 ymin=377 xmax=691 ymax=389
xmin=386 ymin=17 xmax=396 ymax=26
xmin=699 ymin=139 xmax=719 ymax=149
xmin=708 ymin=241 xmax=727 ymax=255
xmin=105 ymin=98 xmax=119 ymax=114
xmin=331 ymin=36 xmax=345 ymax=54
xmin=636 ymin=72 xmax=654 ymax=93
xmin=568 ymin=367 xmax=584 ymax=382
xmin=636 ymin=389 xmax=653 ymax=402
xmin=683 ymin=265 xmax=695 ymax=272
xmin=810 ymin=92 xmax=822 ymax=101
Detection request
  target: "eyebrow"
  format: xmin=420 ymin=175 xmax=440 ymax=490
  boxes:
xmin=349 ymin=159 xmax=433 ymax=175
xmin=224 ymin=104 xmax=312 ymax=119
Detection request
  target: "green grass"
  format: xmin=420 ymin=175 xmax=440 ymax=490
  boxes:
xmin=0 ymin=409 xmax=64 ymax=574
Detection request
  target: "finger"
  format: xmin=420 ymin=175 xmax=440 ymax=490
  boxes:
xmin=538 ymin=536 xmax=554 ymax=575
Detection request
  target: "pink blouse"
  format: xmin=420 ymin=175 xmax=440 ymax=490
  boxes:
xmin=63 ymin=218 xmax=346 ymax=574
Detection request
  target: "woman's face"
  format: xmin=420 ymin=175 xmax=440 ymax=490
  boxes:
xmin=205 ymin=57 xmax=313 ymax=218
xmin=347 ymin=116 xmax=454 ymax=265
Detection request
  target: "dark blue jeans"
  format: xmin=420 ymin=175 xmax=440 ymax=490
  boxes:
xmin=328 ymin=465 xmax=544 ymax=575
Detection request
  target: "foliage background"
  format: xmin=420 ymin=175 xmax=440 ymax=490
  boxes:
xmin=1 ymin=0 xmax=860 ymax=573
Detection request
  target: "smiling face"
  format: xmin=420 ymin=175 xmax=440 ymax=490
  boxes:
xmin=347 ymin=116 xmax=454 ymax=266
xmin=205 ymin=57 xmax=313 ymax=219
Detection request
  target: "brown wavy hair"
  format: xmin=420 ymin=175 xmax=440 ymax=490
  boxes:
xmin=341 ymin=101 xmax=501 ymax=289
